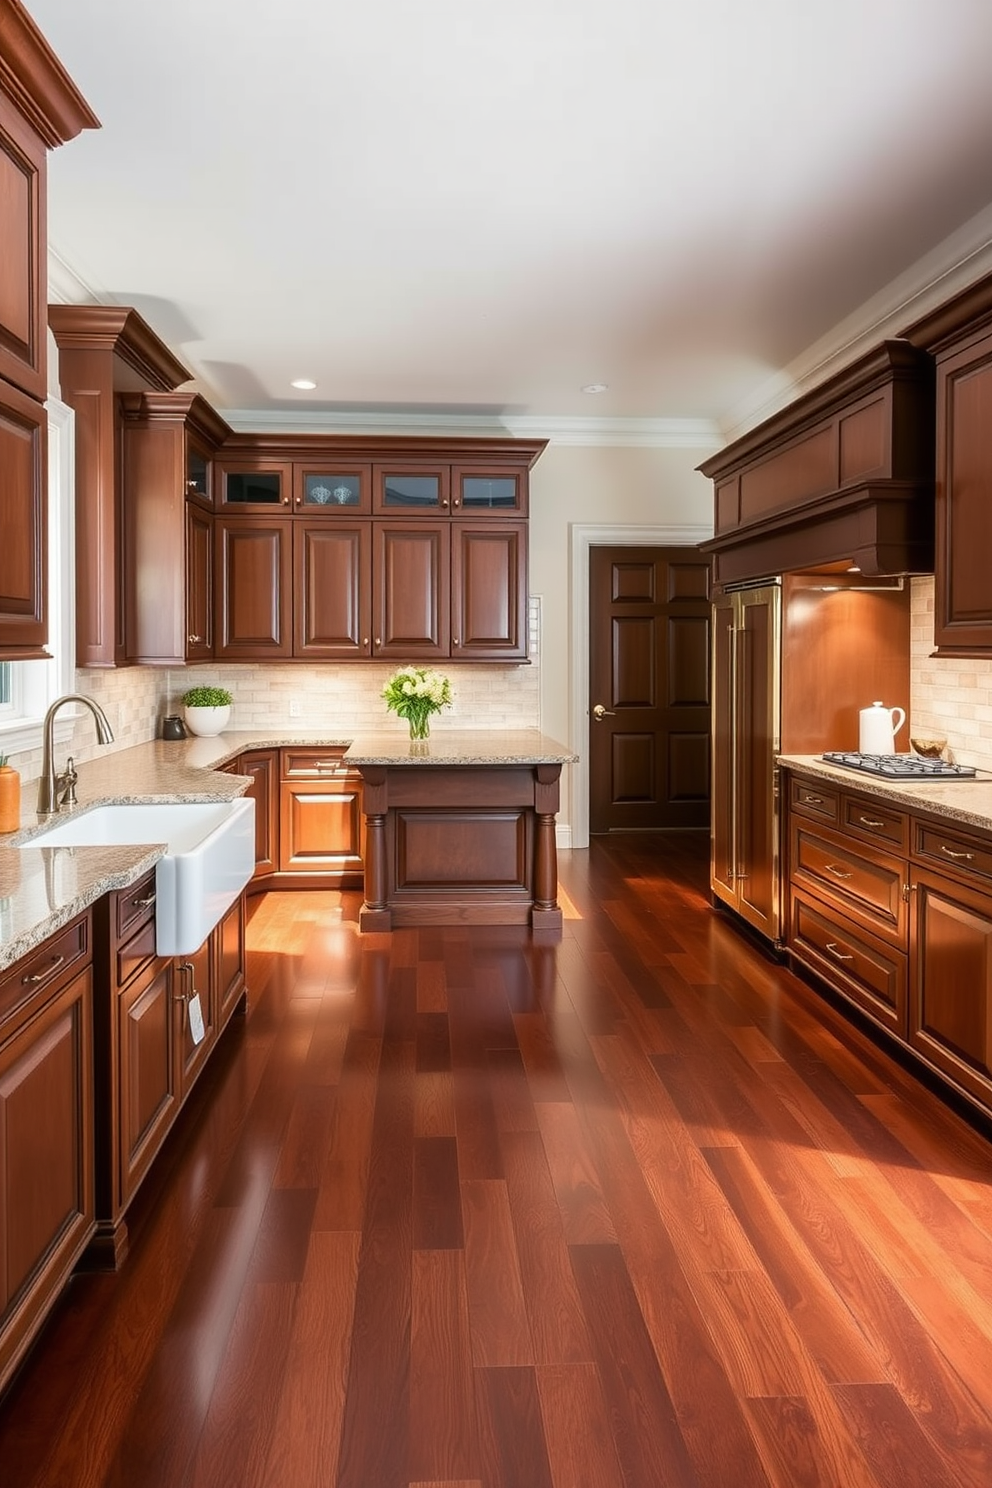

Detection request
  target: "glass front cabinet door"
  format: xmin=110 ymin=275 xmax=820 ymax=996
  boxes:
xmin=294 ymin=464 xmax=371 ymax=514
xmin=451 ymin=464 xmax=528 ymax=517
xmin=373 ymin=462 xmax=450 ymax=515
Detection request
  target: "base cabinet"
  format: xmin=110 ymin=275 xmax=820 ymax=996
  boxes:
xmin=90 ymin=875 xmax=246 ymax=1268
xmin=0 ymin=913 xmax=94 ymax=1397
xmin=238 ymin=748 xmax=364 ymax=891
xmin=786 ymin=766 xmax=992 ymax=1121
xmin=909 ymin=867 xmax=992 ymax=1111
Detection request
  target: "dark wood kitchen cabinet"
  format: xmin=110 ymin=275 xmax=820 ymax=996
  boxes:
xmin=119 ymin=391 xmax=231 ymax=664
xmin=278 ymin=749 xmax=364 ymax=887
xmin=0 ymin=11 xmax=96 ymax=659
xmin=215 ymin=457 xmax=293 ymax=513
xmin=238 ymin=748 xmax=279 ymax=884
xmin=904 ymin=274 xmax=992 ymax=656
xmin=0 ymin=911 xmax=94 ymax=1397
xmin=373 ymin=520 xmax=450 ymax=659
xmin=90 ymin=870 xmax=247 ymax=1267
xmin=295 ymin=521 xmax=371 ymax=659
xmin=452 ymin=520 xmax=528 ymax=660
xmin=215 ymin=517 xmax=294 ymax=659
xmin=785 ymin=765 xmax=992 ymax=1122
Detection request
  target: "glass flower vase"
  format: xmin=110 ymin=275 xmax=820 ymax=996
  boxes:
xmin=408 ymin=713 xmax=431 ymax=741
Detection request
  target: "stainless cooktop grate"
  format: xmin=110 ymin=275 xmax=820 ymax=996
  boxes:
xmin=821 ymin=751 xmax=977 ymax=780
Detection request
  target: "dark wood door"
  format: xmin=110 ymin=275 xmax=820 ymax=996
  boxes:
xmin=373 ymin=521 xmax=449 ymax=659
xmin=451 ymin=521 xmax=526 ymax=660
xmin=589 ymin=546 xmax=711 ymax=831
xmin=294 ymin=521 xmax=371 ymax=658
xmin=215 ymin=518 xmax=292 ymax=658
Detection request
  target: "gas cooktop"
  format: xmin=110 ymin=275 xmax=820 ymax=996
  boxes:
xmin=821 ymin=751 xmax=978 ymax=780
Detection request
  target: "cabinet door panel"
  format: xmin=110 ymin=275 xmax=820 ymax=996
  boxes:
xmin=910 ymin=867 xmax=992 ymax=1109
xmin=279 ymin=780 xmax=364 ymax=877
xmin=240 ymin=750 xmax=279 ymax=879
xmin=294 ymin=522 xmax=370 ymax=658
xmin=216 ymin=896 xmax=246 ymax=1024
xmin=935 ymin=333 xmax=992 ymax=654
xmin=451 ymin=521 xmax=527 ymax=660
xmin=176 ymin=941 xmax=214 ymax=1096
xmin=118 ymin=961 xmax=177 ymax=1203
xmin=185 ymin=504 xmax=213 ymax=660
xmin=0 ymin=100 xmax=45 ymax=399
xmin=0 ymin=968 xmax=93 ymax=1313
xmin=216 ymin=519 xmax=292 ymax=657
xmin=373 ymin=522 xmax=449 ymax=658
xmin=0 ymin=379 xmax=46 ymax=656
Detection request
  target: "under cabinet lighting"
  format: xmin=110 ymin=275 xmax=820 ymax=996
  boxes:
xmin=291 ymin=378 xmax=317 ymax=390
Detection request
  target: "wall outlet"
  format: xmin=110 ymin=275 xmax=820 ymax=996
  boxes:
xmin=289 ymin=698 xmax=301 ymax=718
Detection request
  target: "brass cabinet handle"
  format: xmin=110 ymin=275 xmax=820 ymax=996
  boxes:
xmin=188 ymin=633 xmax=201 ymax=644
xmin=940 ymin=845 xmax=975 ymax=861
xmin=803 ymin=794 xmax=824 ymax=805
xmin=859 ymin=816 xmax=886 ymax=829
xmin=22 ymin=953 xmax=65 ymax=985
xmin=825 ymin=942 xmax=854 ymax=962
xmin=133 ymin=893 xmax=156 ymax=908
xmin=825 ymin=863 xmax=853 ymax=879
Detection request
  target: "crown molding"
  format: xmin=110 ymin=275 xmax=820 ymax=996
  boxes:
xmin=721 ymin=201 xmax=992 ymax=444
xmin=223 ymin=407 xmax=723 ymax=450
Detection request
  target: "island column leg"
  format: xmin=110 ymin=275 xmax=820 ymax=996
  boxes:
xmin=532 ymin=764 xmax=563 ymax=933
xmin=357 ymin=767 xmax=392 ymax=932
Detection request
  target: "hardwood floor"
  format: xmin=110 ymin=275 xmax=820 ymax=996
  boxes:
xmin=3 ymin=832 xmax=992 ymax=1487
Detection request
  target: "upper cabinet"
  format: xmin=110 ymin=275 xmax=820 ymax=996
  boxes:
xmin=0 ymin=3 xmax=98 ymax=660
xmin=904 ymin=275 xmax=992 ymax=657
xmin=119 ymin=391 xmax=232 ymax=665
xmin=49 ymin=307 xmax=193 ymax=666
xmin=699 ymin=341 xmax=935 ymax=588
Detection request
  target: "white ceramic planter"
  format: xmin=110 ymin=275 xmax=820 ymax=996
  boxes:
xmin=184 ymin=703 xmax=231 ymax=737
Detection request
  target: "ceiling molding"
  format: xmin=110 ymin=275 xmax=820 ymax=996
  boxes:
xmin=721 ymin=201 xmax=992 ymax=444
xmin=223 ymin=408 xmax=723 ymax=450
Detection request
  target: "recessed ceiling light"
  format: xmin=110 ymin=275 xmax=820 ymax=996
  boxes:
xmin=580 ymin=382 xmax=609 ymax=394
xmin=291 ymin=378 xmax=317 ymax=391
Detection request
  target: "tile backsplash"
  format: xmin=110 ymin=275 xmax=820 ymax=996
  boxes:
xmin=911 ymin=575 xmax=992 ymax=769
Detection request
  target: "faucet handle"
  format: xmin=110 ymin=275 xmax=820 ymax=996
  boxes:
xmin=59 ymin=756 xmax=79 ymax=808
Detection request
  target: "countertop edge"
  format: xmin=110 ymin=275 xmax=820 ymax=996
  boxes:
xmin=779 ymin=754 xmax=992 ymax=832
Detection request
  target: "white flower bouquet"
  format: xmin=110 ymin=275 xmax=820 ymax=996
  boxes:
xmin=382 ymin=666 xmax=452 ymax=739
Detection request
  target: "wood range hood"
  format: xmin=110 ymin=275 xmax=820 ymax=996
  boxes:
xmin=699 ymin=340 xmax=935 ymax=589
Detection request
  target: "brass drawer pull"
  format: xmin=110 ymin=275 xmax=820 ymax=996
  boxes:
xmin=825 ymin=863 xmax=853 ymax=879
xmin=859 ymin=816 xmax=886 ymax=829
xmin=939 ymin=845 xmax=975 ymax=861
xmin=825 ymin=942 xmax=854 ymax=962
xmin=133 ymin=893 xmax=156 ymax=909
xmin=802 ymin=793 xmax=824 ymax=805
xmin=22 ymin=952 xmax=65 ymax=985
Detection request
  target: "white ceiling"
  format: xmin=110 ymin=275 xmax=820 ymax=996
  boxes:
xmin=25 ymin=0 xmax=992 ymax=434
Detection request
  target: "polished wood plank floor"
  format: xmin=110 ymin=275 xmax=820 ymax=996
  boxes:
xmin=3 ymin=833 xmax=992 ymax=1487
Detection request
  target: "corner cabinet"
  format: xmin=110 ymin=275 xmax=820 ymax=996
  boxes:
xmin=0 ymin=10 xmax=97 ymax=659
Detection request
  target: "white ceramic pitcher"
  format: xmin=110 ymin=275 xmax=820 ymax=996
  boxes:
xmin=859 ymin=701 xmax=907 ymax=755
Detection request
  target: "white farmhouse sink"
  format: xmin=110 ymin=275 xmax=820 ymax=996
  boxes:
xmin=22 ymin=799 xmax=255 ymax=955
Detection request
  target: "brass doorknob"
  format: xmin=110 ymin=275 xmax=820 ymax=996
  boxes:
xmin=592 ymin=703 xmax=616 ymax=720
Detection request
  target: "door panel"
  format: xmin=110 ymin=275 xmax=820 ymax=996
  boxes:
xmin=590 ymin=546 xmax=711 ymax=831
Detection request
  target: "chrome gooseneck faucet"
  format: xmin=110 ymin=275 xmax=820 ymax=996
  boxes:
xmin=37 ymin=693 xmax=115 ymax=814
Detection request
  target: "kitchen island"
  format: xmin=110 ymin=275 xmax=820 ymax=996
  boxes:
xmin=346 ymin=730 xmax=576 ymax=932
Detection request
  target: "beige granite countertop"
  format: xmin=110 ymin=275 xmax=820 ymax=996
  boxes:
xmin=779 ymin=754 xmax=992 ymax=832
xmin=0 ymin=728 xmax=577 ymax=972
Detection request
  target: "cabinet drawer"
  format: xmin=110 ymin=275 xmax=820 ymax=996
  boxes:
xmin=913 ymin=819 xmax=992 ymax=888
xmin=790 ymin=777 xmax=839 ymax=822
xmin=789 ymin=888 xmax=907 ymax=1034
xmin=790 ymin=819 xmax=907 ymax=946
xmin=841 ymin=794 xmax=909 ymax=851
xmin=281 ymin=748 xmax=350 ymax=779
xmin=116 ymin=869 xmax=158 ymax=941
xmin=0 ymin=915 xmax=90 ymax=1025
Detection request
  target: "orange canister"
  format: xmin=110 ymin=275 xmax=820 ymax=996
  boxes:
xmin=0 ymin=762 xmax=21 ymax=833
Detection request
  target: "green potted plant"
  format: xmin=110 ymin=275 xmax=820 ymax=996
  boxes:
xmin=182 ymin=685 xmax=233 ymax=737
